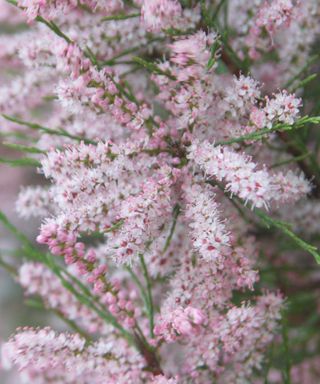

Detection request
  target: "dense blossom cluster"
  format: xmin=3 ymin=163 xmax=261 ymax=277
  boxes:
xmin=2 ymin=327 xmax=146 ymax=383
xmin=17 ymin=0 xmax=124 ymax=21
xmin=18 ymin=262 xmax=110 ymax=333
xmin=188 ymin=140 xmax=311 ymax=208
xmin=0 ymin=0 xmax=320 ymax=383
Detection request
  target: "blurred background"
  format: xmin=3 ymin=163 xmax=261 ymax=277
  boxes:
xmin=0 ymin=153 xmax=53 ymax=382
xmin=0 ymin=10 xmax=56 ymax=382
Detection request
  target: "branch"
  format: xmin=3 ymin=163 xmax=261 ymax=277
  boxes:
xmin=215 ymin=116 xmax=320 ymax=147
xmin=206 ymin=181 xmax=320 ymax=265
xmin=2 ymin=114 xmax=97 ymax=145
xmin=139 ymin=254 xmax=155 ymax=338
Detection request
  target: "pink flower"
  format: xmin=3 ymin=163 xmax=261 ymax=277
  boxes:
xmin=264 ymin=90 xmax=302 ymax=127
xmin=188 ymin=140 xmax=310 ymax=208
xmin=250 ymin=107 xmax=267 ymax=129
xmin=183 ymin=183 xmax=230 ymax=261
xmin=141 ymin=0 xmax=182 ymax=32
xmin=154 ymin=306 xmax=207 ymax=343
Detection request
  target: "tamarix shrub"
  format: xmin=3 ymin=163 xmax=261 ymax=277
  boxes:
xmin=0 ymin=0 xmax=320 ymax=383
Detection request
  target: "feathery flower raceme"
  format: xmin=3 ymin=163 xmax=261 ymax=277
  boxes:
xmin=188 ymin=140 xmax=311 ymax=208
xmin=0 ymin=0 xmax=320 ymax=382
xmin=17 ymin=0 xmax=124 ymax=22
xmin=152 ymin=376 xmax=178 ymax=384
xmin=141 ymin=0 xmax=182 ymax=32
xmin=36 ymin=223 xmax=140 ymax=328
xmin=18 ymin=262 xmax=108 ymax=333
xmin=255 ymin=0 xmax=295 ymax=35
xmin=105 ymin=166 xmax=180 ymax=264
xmin=16 ymin=186 xmax=52 ymax=219
xmin=154 ymin=306 xmax=207 ymax=343
xmin=183 ymin=183 xmax=231 ymax=261
xmin=2 ymin=327 xmax=146 ymax=383
xmin=263 ymin=90 xmax=302 ymax=127
xmin=53 ymin=41 xmax=143 ymax=126
xmin=0 ymin=68 xmax=53 ymax=115
xmin=169 ymin=31 xmax=218 ymax=80
xmin=246 ymin=0 xmax=296 ymax=59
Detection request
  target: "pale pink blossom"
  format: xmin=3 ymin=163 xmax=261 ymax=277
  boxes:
xmin=17 ymin=0 xmax=123 ymax=22
xmin=188 ymin=140 xmax=311 ymax=208
xmin=154 ymin=306 xmax=207 ymax=343
xmin=16 ymin=186 xmax=52 ymax=219
xmin=183 ymin=183 xmax=231 ymax=261
xmin=264 ymin=90 xmax=302 ymax=127
xmin=141 ymin=0 xmax=182 ymax=32
xmin=1 ymin=327 xmax=145 ymax=383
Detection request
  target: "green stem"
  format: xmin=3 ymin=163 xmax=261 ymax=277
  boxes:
xmin=45 ymin=254 xmax=135 ymax=345
xmin=270 ymin=152 xmax=311 ymax=169
xmin=0 ymin=255 xmax=17 ymax=276
xmin=36 ymin=17 xmax=72 ymax=44
xmin=215 ymin=116 xmax=320 ymax=147
xmin=132 ymin=56 xmax=177 ymax=81
xmin=162 ymin=204 xmax=181 ymax=253
xmin=101 ymin=12 xmax=140 ymax=22
xmin=53 ymin=309 xmax=92 ymax=343
xmin=0 ymin=157 xmax=41 ymax=167
xmin=126 ymin=266 xmax=149 ymax=313
xmin=0 ymin=210 xmax=137 ymax=347
xmin=2 ymin=142 xmax=46 ymax=155
xmin=212 ymin=0 xmax=228 ymax=21
xmin=206 ymin=182 xmax=320 ymax=264
xmin=254 ymin=209 xmax=320 ymax=264
xmin=2 ymin=114 xmax=97 ymax=145
xmin=284 ymin=54 xmax=319 ymax=90
xmin=139 ymin=254 xmax=154 ymax=338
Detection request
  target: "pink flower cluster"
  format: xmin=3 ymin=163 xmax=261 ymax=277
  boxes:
xmin=183 ymin=183 xmax=231 ymax=261
xmin=18 ymin=262 xmax=108 ymax=333
xmin=246 ymin=0 xmax=296 ymax=59
xmin=141 ymin=0 xmax=182 ymax=32
xmin=37 ymin=222 xmax=140 ymax=329
xmin=154 ymin=306 xmax=206 ymax=343
xmin=18 ymin=0 xmax=123 ymax=22
xmin=2 ymin=327 xmax=146 ymax=383
xmin=256 ymin=0 xmax=295 ymax=34
xmin=188 ymin=140 xmax=311 ymax=208
xmin=16 ymin=186 xmax=52 ymax=219
xmin=53 ymin=40 xmax=152 ymax=131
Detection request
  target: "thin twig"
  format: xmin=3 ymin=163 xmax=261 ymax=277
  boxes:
xmin=139 ymin=254 xmax=155 ymax=338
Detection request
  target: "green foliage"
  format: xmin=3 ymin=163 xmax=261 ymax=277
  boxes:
xmin=0 ymin=211 xmax=136 ymax=346
xmin=101 ymin=12 xmax=140 ymax=21
xmin=3 ymin=142 xmax=46 ymax=154
xmin=132 ymin=56 xmax=177 ymax=80
xmin=254 ymin=209 xmax=320 ymax=265
xmin=216 ymin=116 xmax=320 ymax=146
xmin=2 ymin=114 xmax=97 ymax=144
xmin=0 ymin=157 xmax=41 ymax=167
